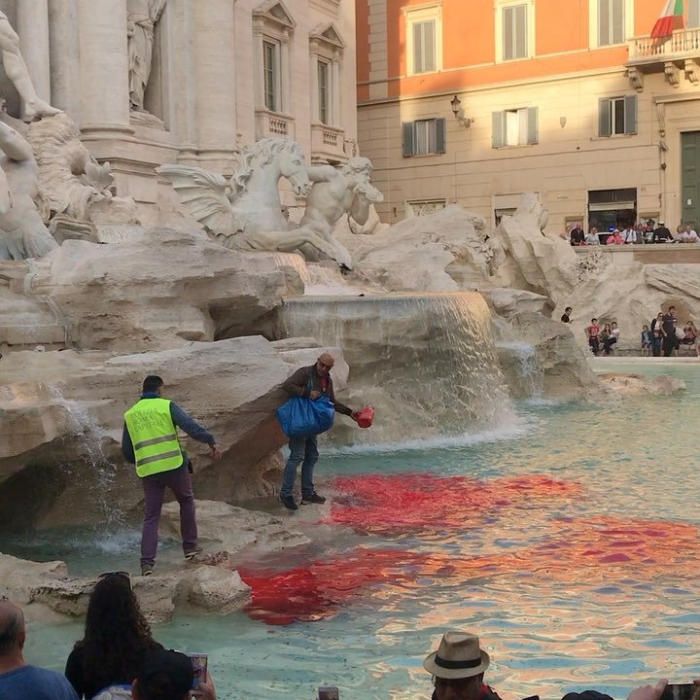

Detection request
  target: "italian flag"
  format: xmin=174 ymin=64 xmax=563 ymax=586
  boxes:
xmin=651 ymin=0 xmax=684 ymax=39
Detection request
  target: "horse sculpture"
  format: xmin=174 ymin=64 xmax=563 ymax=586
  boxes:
xmin=159 ymin=137 xmax=355 ymax=266
xmin=158 ymin=137 xmax=311 ymax=236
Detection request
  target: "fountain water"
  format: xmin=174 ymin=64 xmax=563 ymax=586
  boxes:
xmin=495 ymin=340 xmax=544 ymax=399
xmin=278 ymin=292 xmax=516 ymax=445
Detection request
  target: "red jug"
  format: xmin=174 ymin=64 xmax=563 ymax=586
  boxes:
xmin=355 ymin=406 xmax=374 ymax=429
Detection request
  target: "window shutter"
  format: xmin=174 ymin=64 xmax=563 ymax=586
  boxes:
xmin=691 ymin=0 xmax=700 ymax=28
xmin=503 ymin=7 xmax=514 ymax=60
xmin=611 ymin=0 xmax=624 ymax=44
xmin=598 ymin=0 xmax=610 ymax=45
xmin=598 ymin=98 xmax=611 ymax=137
xmin=436 ymin=118 xmax=446 ymax=154
xmin=492 ymin=111 xmax=505 ymax=148
xmin=402 ymin=122 xmax=415 ymax=157
xmin=527 ymin=107 xmax=539 ymax=144
xmin=424 ymin=21 xmax=436 ymax=72
xmin=515 ymin=4 xmax=528 ymax=58
xmin=624 ymin=95 xmax=637 ymax=134
xmin=412 ymin=22 xmax=423 ymax=73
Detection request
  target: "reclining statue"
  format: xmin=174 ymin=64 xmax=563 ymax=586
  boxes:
xmin=0 ymin=119 xmax=58 ymax=260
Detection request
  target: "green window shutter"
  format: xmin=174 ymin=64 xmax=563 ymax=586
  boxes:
xmin=435 ymin=118 xmax=446 ymax=153
xmin=624 ymin=95 xmax=637 ymax=134
xmin=402 ymin=122 xmax=415 ymax=157
xmin=599 ymin=98 xmax=611 ymax=137
xmin=527 ymin=107 xmax=539 ymax=144
xmin=492 ymin=111 xmax=505 ymax=148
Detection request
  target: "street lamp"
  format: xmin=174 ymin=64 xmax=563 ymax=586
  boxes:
xmin=450 ymin=94 xmax=473 ymax=127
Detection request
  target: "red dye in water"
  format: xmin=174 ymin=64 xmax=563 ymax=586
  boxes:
xmin=238 ymin=548 xmax=426 ymax=625
xmin=328 ymin=473 xmax=581 ymax=535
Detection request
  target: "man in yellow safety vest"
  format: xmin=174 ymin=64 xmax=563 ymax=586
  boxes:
xmin=123 ymin=375 xmax=221 ymax=576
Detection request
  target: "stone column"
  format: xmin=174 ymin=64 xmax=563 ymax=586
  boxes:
xmin=192 ymin=0 xmax=238 ymax=170
xmin=48 ymin=0 xmax=81 ymax=119
xmin=17 ymin=0 xmax=51 ymax=105
xmin=77 ymin=0 xmax=132 ymax=135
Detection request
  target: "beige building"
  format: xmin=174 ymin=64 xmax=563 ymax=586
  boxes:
xmin=0 ymin=0 xmax=357 ymax=222
xmin=356 ymin=0 xmax=700 ymax=236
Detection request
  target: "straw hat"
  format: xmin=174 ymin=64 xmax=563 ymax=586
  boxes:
xmin=423 ymin=632 xmax=490 ymax=680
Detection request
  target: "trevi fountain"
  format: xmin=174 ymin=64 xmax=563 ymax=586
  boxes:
xmin=1 ymin=3 xmax=700 ymax=700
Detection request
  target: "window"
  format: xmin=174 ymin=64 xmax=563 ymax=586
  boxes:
xmin=407 ymin=7 xmax=441 ymax=75
xmin=690 ymin=0 xmax=700 ymax=27
xmin=317 ymin=60 xmax=330 ymax=124
xmin=502 ymin=4 xmax=528 ymax=60
xmin=492 ymin=108 xmax=538 ymax=148
xmin=406 ymin=199 xmax=447 ymax=217
xmin=263 ymin=39 xmax=280 ymax=112
xmin=598 ymin=96 xmax=637 ymax=136
xmin=590 ymin=0 xmax=633 ymax=47
xmin=402 ymin=118 xmax=446 ymax=157
xmin=588 ymin=188 xmax=637 ymax=233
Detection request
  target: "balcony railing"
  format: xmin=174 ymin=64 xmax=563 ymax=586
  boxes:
xmin=255 ymin=109 xmax=295 ymax=140
xmin=628 ymin=27 xmax=700 ymax=62
xmin=310 ymin=123 xmax=347 ymax=163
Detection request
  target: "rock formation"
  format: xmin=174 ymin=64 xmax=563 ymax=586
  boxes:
xmin=0 ymin=336 xmax=347 ymax=529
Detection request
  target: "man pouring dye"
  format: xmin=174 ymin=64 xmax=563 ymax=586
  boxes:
xmin=278 ymin=353 xmax=367 ymax=510
xmin=122 ymin=375 xmax=221 ymax=576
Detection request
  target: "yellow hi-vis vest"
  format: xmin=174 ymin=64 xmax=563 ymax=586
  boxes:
xmin=123 ymin=398 xmax=184 ymax=478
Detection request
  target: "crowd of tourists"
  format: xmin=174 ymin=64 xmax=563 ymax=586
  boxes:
xmin=0 ymin=598 xmax=683 ymax=700
xmin=562 ymin=306 xmax=698 ymax=357
xmin=565 ymin=220 xmax=700 ymax=246
xmin=641 ymin=308 xmax=699 ymax=357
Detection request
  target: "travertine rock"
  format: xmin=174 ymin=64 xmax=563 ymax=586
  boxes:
xmin=24 ymin=228 xmax=304 ymax=351
xmin=499 ymin=312 xmax=600 ymax=400
xmin=338 ymin=205 xmax=492 ymax=291
xmin=162 ymin=500 xmax=310 ymax=555
xmin=0 ymin=552 xmax=250 ymax=624
xmin=0 ymin=338 xmax=343 ymax=529
xmin=599 ymin=372 xmax=687 ymax=396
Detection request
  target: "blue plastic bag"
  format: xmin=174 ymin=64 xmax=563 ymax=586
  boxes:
xmin=276 ymin=395 xmax=335 ymax=438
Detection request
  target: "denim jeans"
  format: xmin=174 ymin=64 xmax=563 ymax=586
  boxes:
xmin=280 ymin=434 xmax=319 ymax=498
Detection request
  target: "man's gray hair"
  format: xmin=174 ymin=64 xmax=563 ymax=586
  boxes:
xmin=0 ymin=601 xmax=24 ymax=655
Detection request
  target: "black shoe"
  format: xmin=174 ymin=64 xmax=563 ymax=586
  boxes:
xmin=141 ymin=563 xmax=154 ymax=577
xmin=301 ymin=492 xmax=326 ymax=505
xmin=280 ymin=494 xmax=298 ymax=510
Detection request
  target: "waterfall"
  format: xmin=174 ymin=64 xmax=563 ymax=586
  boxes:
xmin=495 ymin=341 xmax=544 ymax=399
xmin=278 ymin=292 xmax=516 ymax=446
xmin=47 ymin=385 xmax=124 ymax=528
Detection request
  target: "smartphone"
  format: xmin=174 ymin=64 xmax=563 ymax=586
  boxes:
xmin=660 ymin=684 xmax=695 ymax=700
xmin=318 ymin=687 xmax=340 ymax=700
xmin=187 ymin=653 xmax=208 ymax=690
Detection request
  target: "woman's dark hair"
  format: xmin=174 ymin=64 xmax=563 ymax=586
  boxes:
xmin=76 ymin=573 xmax=156 ymax=693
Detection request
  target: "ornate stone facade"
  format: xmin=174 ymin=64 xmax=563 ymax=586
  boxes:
xmin=0 ymin=0 xmax=357 ymax=224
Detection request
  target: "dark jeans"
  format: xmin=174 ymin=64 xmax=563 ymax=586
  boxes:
xmin=603 ymin=337 xmax=617 ymax=355
xmin=141 ymin=462 xmax=197 ymax=566
xmin=652 ymin=338 xmax=662 ymax=356
xmin=663 ymin=336 xmax=678 ymax=357
xmin=280 ymin=434 xmax=319 ymax=498
xmin=588 ymin=336 xmax=600 ymax=356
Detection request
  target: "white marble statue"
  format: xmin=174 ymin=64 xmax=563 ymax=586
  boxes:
xmin=0 ymin=119 xmax=57 ymax=259
xmin=27 ymin=112 xmax=115 ymax=222
xmin=128 ymin=0 xmax=167 ymax=112
xmin=300 ymin=156 xmax=384 ymax=251
xmin=0 ymin=12 xmax=59 ymax=121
